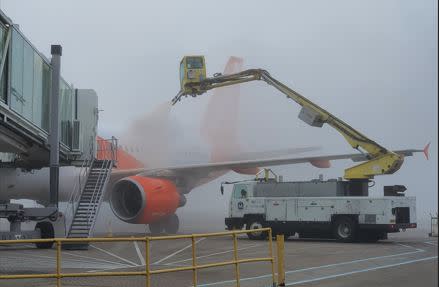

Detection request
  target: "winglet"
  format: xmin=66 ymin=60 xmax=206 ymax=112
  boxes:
xmin=423 ymin=142 xmax=430 ymax=160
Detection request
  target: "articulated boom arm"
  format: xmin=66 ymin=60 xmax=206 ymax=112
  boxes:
xmin=172 ymin=59 xmax=404 ymax=180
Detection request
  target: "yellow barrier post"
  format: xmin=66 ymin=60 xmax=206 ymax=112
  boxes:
xmin=276 ymin=235 xmax=285 ymax=286
xmin=268 ymin=229 xmax=276 ymax=287
xmin=232 ymin=233 xmax=240 ymax=287
xmin=145 ymin=237 xmax=151 ymax=287
xmin=191 ymin=235 xmax=198 ymax=287
xmin=56 ymin=240 xmax=62 ymax=287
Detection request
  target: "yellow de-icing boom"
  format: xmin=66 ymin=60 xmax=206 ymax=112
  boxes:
xmin=172 ymin=56 xmax=404 ymax=180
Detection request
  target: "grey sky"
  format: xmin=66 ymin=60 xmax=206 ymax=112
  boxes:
xmin=1 ymin=0 xmax=437 ymax=228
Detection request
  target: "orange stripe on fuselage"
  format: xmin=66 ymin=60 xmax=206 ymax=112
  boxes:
xmin=96 ymin=137 xmax=144 ymax=170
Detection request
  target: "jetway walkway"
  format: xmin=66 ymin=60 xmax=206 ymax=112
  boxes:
xmin=0 ymin=9 xmax=97 ymax=170
xmin=0 ymin=8 xmax=105 ymax=244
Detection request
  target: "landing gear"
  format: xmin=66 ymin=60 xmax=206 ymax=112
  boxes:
xmin=164 ymin=214 xmax=179 ymax=234
xmin=149 ymin=214 xmax=179 ymax=235
xmin=35 ymin=222 xmax=54 ymax=249
xmin=149 ymin=221 xmax=164 ymax=234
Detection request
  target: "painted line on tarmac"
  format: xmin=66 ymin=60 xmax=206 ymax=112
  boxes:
xmin=424 ymin=241 xmax=438 ymax=246
xmin=133 ymin=241 xmax=146 ymax=266
xmin=2 ymin=251 xmax=123 ymax=268
xmin=90 ymin=244 xmax=139 ymax=267
xmin=195 ymin=248 xmax=425 ymax=287
xmin=165 ymin=243 xmax=262 ymax=266
xmin=396 ymin=243 xmax=424 ymax=252
xmin=284 ymin=256 xmax=438 ymax=286
xmin=0 ymin=253 xmax=121 ymax=270
xmin=63 ymin=251 xmax=132 ymax=268
xmin=153 ymin=238 xmax=205 ymax=265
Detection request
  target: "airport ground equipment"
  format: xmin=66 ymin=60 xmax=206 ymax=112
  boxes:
xmin=0 ymin=203 xmax=57 ymax=247
xmin=0 ymin=228 xmax=281 ymax=287
xmin=63 ymin=138 xmax=117 ymax=249
xmin=224 ymin=171 xmax=417 ymax=242
xmin=66 ymin=160 xmax=113 ymax=239
xmin=172 ymin=56 xmax=404 ymax=181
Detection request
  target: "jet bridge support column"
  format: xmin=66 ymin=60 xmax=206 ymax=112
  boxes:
xmin=49 ymin=45 xmax=62 ymax=207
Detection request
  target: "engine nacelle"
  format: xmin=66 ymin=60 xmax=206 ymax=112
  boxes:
xmin=110 ymin=176 xmax=184 ymax=224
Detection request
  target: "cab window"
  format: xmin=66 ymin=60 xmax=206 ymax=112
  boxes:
xmin=233 ymin=184 xmax=249 ymax=199
xmin=186 ymin=57 xmax=203 ymax=69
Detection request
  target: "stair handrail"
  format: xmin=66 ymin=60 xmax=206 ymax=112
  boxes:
xmin=84 ymin=160 xmax=106 ymax=231
xmin=82 ymin=138 xmax=116 ymax=236
xmin=87 ymin=159 xmax=113 ymax=236
xmin=64 ymin=137 xmax=95 ymax=236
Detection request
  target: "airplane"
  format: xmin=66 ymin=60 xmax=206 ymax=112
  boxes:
xmin=0 ymin=57 xmax=428 ymax=235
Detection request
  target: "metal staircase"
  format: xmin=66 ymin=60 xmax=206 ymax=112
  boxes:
xmin=67 ymin=159 xmax=112 ymax=238
xmin=63 ymin=138 xmax=117 ymax=250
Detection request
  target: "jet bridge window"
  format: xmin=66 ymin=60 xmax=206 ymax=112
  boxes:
xmin=0 ymin=23 xmax=7 ymax=103
xmin=10 ymin=28 xmax=51 ymax=131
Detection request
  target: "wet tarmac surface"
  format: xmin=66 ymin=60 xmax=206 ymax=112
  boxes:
xmin=0 ymin=231 xmax=437 ymax=287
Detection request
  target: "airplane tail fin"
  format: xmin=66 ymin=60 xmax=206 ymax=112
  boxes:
xmin=423 ymin=142 xmax=430 ymax=160
xmin=201 ymin=56 xmax=244 ymax=162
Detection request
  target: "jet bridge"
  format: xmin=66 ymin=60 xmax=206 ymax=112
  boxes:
xmin=0 ymin=10 xmax=97 ymax=169
xmin=0 ymin=9 xmax=107 ymax=246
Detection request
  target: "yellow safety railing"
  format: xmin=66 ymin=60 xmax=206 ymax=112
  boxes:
xmin=0 ymin=228 xmax=282 ymax=287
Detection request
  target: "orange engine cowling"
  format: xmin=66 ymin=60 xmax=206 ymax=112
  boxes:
xmin=110 ymin=176 xmax=183 ymax=224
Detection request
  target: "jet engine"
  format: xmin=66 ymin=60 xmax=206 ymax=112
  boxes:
xmin=110 ymin=176 xmax=185 ymax=225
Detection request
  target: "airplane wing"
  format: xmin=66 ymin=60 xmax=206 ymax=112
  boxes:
xmin=103 ymin=145 xmax=427 ymax=199
xmin=142 ymin=148 xmax=425 ymax=174
xmin=229 ymin=146 xmax=320 ymax=161
xmin=133 ymin=146 xmax=428 ymax=192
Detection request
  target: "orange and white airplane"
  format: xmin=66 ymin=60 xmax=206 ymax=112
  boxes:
xmin=0 ymin=57 xmax=428 ymax=234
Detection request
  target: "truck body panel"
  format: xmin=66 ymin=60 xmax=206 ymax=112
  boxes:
xmin=226 ymin=180 xmax=417 ymax=241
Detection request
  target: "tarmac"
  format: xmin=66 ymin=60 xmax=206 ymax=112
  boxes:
xmin=0 ymin=230 xmax=437 ymax=287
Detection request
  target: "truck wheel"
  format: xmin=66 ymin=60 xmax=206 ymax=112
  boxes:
xmin=164 ymin=214 xmax=179 ymax=234
xmin=35 ymin=222 xmax=54 ymax=249
xmin=246 ymin=219 xmax=267 ymax=240
xmin=333 ymin=217 xmax=356 ymax=242
xmin=299 ymin=232 xmax=313 ymax=239
xmin=284 ymin=232 xmax=295 ymax=239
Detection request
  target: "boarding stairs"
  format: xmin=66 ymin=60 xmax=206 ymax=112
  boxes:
xmin=63 ymin=138 xmax=117 ymax=249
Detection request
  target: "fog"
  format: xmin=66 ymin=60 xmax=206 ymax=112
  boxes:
xmin=1 ymin=0 xmax=437 ymax=232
